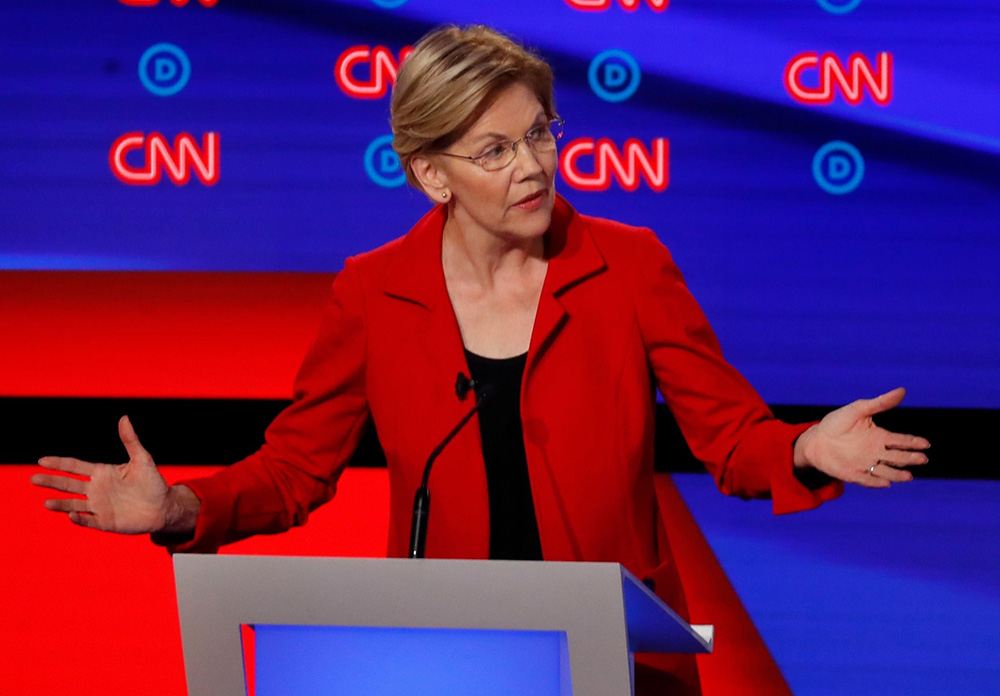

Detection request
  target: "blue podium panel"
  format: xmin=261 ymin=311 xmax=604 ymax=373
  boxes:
xmin=252 ymin=624 xmax=572 ymax=696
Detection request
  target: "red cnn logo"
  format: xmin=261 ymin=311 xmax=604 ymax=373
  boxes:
xmin=119 ymin=0 xmax=218 ymax=6
xmin=784 ymin=52 xmax=893 ymax=106
xmin=559 ymin=138 xmax=669 ymax=192
xmin=110 ymin=132 xmax=220 ymax=186
xmin=564 ymin=0 xmax=669 ymax=11
xmin=335 ymin=45 xmax=413 ymax=99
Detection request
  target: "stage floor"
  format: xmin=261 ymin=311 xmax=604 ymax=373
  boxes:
xmin=674 ymin=474 xmax=1000 ymax=695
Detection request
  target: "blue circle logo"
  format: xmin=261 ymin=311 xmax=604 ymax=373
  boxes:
xmin=816 ymin=0 xmax=862 ymax=15
xmin=138 ymin=43 xmax=191 ymax=97
xmin=371 ymin=0 xmax=409 ymax=8
xmin=812 ymin=141 xmax=865 ymax=195
xmin=364 ymin=134 xmax=406 ymax=188
xmin=588 ymin=49 xmax=641 ymax=103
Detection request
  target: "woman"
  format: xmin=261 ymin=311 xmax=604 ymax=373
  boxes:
xmin=32 ymin=25 xmax=929 ymax=694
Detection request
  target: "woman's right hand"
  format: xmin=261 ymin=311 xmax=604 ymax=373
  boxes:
xmin=32 ymin=415 xmax=179 ymax=534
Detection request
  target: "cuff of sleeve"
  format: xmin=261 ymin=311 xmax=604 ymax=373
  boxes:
xmin=771 ymin=421 xmax=844 ymax=515
xmin=150 ymin=474 xmax=235 ymax=554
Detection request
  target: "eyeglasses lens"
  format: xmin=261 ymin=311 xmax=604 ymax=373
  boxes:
xmin=481 ymin=120 xmax=564 ymax=172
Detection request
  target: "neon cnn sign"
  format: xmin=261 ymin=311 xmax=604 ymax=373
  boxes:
xmin=559 ymin=138 xmax=669 ymax=192
xmin=110 ymin=132 xmax=220 ymax=186
xmin=119 ymin=0 xmax=218 ymax=6
xmin=564 ymin=0 xmax=669 ymax=11
xmin=335 ymin=45 xmax=413 ymax=99
xmin=784 ymin=52 xmax=893 ymax=106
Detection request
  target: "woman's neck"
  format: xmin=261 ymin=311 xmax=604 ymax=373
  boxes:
xmin=441 ymin=213 xmax=546 ymax=291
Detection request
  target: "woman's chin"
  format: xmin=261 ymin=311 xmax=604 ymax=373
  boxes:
xmin=508 ymin=196 xmax=554 ymax=237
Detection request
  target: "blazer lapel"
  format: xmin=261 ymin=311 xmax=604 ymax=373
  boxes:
xmin=381 ymin=205 xmax=471 ymax=388
xmin=526 ymin=194 xmax=608 ymax=378
xmin=380 ymin=196 xmax=607 ymax=381
xmin=379 ymin=205 xmax=488 ymax=557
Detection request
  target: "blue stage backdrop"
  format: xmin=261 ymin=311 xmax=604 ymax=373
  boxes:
xmin=1 ymin=0 xmax=998 ymax=409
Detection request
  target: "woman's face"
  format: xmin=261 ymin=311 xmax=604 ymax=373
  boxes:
xmin=433 ymin=82 xmax=558 ymax=244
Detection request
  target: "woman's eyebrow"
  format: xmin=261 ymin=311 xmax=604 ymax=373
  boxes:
xmin=466 ymin=113 xmax=548 ymax=145
xmin=468 ymin=131 xmax=511 ymax=145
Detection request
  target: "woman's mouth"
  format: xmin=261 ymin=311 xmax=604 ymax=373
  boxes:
xmin=513 ymin=190 xmax=546 ymax=211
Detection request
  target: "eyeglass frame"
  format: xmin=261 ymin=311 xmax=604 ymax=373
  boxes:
xmin=433 ymin=118 xmax=565 ymax=172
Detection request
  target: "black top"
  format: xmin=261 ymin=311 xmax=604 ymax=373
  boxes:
xmin=464 ymin=349 xmax=544 ymax=561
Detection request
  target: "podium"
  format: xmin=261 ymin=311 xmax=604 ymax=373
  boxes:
xmin=173 ymin=554 xmax=713 ymax=696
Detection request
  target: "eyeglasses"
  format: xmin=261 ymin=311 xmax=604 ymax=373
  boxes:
xmin=437 ymin=118 xmax=565 ymax=172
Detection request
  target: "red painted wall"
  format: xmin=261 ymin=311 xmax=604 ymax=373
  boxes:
xmin=0 ymin=271 xmax=333 ymax=399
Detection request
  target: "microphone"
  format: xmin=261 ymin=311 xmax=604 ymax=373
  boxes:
xmin=409 ymin=383 xmax=494 ymax=559
xmin=455 ymin=372 xmax=476 ymax=401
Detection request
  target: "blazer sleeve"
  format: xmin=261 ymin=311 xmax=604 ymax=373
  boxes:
xmin=156 ymin=256 xmax=371 ymax=552
xmin=629 ymin=228 xmax=842 ymax=514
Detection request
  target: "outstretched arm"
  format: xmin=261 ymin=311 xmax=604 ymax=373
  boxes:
xmin=793 ymin=387 xmax=930 ymax=488
xmin=628 ymin=226 xmax=927 ymax=511
xmin=33 ymin=256 xmax=371 ymax=552
xmin=31 ymin=415 xmax=199 ymax=534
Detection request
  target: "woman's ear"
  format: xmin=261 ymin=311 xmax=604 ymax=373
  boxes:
xmin=410 ymin=155 xmax=451 ymax=204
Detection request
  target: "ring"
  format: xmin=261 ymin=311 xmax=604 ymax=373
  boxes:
xmin=869 ymin=464 xmax=878 ymax=475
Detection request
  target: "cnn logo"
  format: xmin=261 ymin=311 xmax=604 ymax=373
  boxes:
xmin=784 ymin=52 xmax=893 ymax=106
xmin=119 ymin=0 xmax=217 ymax=6
xmin=559 ymin=138 xmax=668 ymax=192
xmin=335 ymin=45 xmax=412 ymax=99
xmin=110 ymin=132 xmax=220 ymax=186
xmin=564 ymin=0 xmax=668 ymax=11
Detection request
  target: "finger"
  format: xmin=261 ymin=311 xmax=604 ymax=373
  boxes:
xmin=872 ymin=463 xmax=913 ymax=483
xmin=30 ymin=473 xmax=87 ymax=495
xmin=854 ymin=387 xmax=906 ymax=417
xmin=878 ymin=450 xmax=929 ymax=467
xmin=68 ymin=512 xmax=102 ymax=529
xmin=885 ymin=433 xmax=931 ymax=451
xmin=856 ymin=471 xmax=892 ymax=489
xmin=44 ymin=498 xmax=91 ymax=514
xmin=118 ymin=415 xmax=149 ymax=462
xmin=837 ymin=465 xmax=889 ymax=488
xmin=37 ymin=456 xmax=96 ymax=477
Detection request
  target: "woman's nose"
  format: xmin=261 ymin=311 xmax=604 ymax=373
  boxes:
xmin=511 ymin=140 xmax=544 ymax=177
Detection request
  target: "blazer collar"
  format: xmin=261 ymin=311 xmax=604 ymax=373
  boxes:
xmin=381 ymin=193 xmax=607 ymax=309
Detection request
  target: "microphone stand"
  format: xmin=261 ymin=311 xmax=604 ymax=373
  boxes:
xmin=409 ymin=384 xmax=493 ymax=559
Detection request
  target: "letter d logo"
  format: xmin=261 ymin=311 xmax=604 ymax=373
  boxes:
xmin=154 ymin=58 xmax=178 ymax=82
xmin=813 ymin=141 xmax=864 ymax=194
xmin=139 ymin=43 xmax=191 ymax=96
xmin=364 ymin=134 xmax=406 ymax=188
xmin=588 ymin=49 xmax=641 ymax=103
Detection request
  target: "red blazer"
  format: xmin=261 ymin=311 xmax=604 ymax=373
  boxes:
xmin=172 ymin=195 xmax=840 ymax=615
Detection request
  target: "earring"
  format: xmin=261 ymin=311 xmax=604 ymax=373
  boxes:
xmin=441 ymin=190 xmax=449 ymax=199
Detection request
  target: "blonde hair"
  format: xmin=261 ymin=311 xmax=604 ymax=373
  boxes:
xmin=390 ymin=25 xmax=557 ymax=191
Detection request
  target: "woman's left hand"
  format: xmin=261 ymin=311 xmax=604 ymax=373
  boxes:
xmin=793 ymin=387 xmax=930 ymax=488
